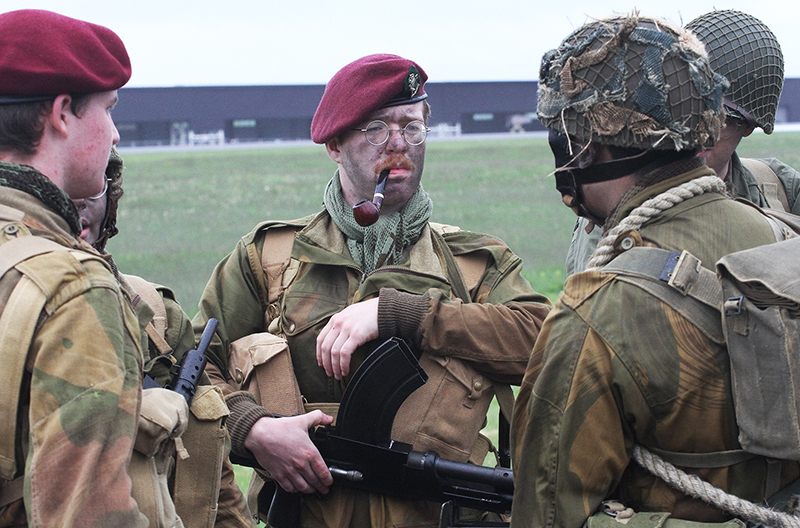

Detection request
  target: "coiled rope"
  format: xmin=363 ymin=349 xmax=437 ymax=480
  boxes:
xmin=586 ymin=175 xmax=726 ymax=270
xmin=586 ymin=173 xmax=799 ymax=527
xmin=633 ymin=446 xmax=800 ymax=528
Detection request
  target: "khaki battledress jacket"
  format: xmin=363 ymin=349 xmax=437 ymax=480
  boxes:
xmin=511 ymin=159 xmax=800 ymax=528
xmin=565 ymin=154 xmax=800 ymax=275
xmin=0 ymin=178 xmax=148 ymax=527
xmin=193 ymin=208 xmax=551 ymax=527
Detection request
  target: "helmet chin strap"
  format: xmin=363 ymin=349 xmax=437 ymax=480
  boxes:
xmin=548 ymin=130 xmax=693 ymax=225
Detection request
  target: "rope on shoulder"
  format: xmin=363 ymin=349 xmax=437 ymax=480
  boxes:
xmin=587 ymin=176 xmax=726 ymax=270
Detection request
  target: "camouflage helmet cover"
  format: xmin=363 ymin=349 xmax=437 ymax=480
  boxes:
xmin=537 ymin=13 xmax=728 ymax=151
xmin=686 ymin=10 xmax=783 ymax=134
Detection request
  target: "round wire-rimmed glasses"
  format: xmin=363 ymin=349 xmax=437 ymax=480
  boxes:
xmin=352 ymin=120 xmax=430 ymax=146
xmin=86 ymin=178 xmax=111 ymax=202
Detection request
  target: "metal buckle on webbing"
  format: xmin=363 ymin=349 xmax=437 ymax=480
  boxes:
xmin=664 ymin=250 xmax=702 ymax=295
xmin=724 ymin=296 xmax=744 ymax=316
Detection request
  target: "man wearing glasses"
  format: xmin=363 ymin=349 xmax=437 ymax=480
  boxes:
xmin=192 ymin=53 xmax=551 ymax=528
xmin=565 ymin=9 xmax=800 ymax=276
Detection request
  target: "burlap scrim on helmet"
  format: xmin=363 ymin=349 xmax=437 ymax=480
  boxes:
xmin=686 ymin=10 xmax=783 ymax=134
xmin=537 ymin=13 xmax=728 ymax=151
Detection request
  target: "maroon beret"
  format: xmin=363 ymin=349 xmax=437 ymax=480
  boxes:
xmin=0 ymin=9 xmax=131 ymax=104
xmin=311 ymin=54 xmax=428 ymax=144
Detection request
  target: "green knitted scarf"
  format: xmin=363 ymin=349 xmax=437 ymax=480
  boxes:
xmin=324 ymin=171 xmax=433 ymax=274
xmin=0 ymin=161 xmax=81 ymax=235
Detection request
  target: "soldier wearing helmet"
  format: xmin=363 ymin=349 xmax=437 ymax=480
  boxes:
xmin=688 ymin=10 xmax=800 ymax=213
xmin=565 ymin=9 xmax=800 ymax=276
xmin=511 ymin=13 xmax=799 ymax=528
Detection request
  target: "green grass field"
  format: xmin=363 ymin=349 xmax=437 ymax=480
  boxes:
xmin=111 ymin=130 xmax=800 ymax=505
xmin=110 ymin=135 xmax=574 ymax=314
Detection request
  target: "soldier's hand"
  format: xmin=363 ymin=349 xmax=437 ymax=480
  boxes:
xmin=243 ymin=411 xmax=334 ymax=494
xmin=316 ymin=298 xmax=379 ymax=380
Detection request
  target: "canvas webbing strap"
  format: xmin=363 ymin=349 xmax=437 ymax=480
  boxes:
xmin=604 ymin=247 xmax=725 ymax=345
xmin=646 ymin=446 xmax=754 ymax=468
xmin=741 ymin=158 xmax=790 ymax=212
xmin=259 ymin=226 xmax=300 ymax=305
xmin=122 ymin=274 xmax=171 ymax=355
xmin=0 ymin=277 xmax=46 ymax=483
xmin=0 ymin=236 xmax=66 ymax=484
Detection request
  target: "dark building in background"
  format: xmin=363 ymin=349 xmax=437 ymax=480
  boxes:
xmin=113 ymin=79 xmax=800 ymax=147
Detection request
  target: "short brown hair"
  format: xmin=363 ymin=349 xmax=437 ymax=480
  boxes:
xmin=0 ymin=93 xmax=94 ymax=156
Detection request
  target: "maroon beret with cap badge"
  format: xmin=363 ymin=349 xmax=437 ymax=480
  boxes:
xmin=0 ymin=9 xmax=131 ymax=104
xmin=310 ymin=53 xmax=428 ymax=144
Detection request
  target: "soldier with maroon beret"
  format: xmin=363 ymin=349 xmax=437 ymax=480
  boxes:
xmin=0 ymin=9 xmax=151 ymax=528
xmin=192 ymin=53 xmax=551 ymax=527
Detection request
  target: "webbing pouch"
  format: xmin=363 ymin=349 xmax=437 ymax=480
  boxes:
xmin=228 ymin=332 xmax=305 ymax=417
xmin=585 ymin=509 xmax=745 ymax=528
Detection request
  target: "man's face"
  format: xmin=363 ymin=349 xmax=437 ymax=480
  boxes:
xmin=74 ymin=191 xmax=107 ymax=246
xmin=63 ymin=90 xmax=121 ymax=199
xmin=331 ymin=101 xmax=427 ymax=215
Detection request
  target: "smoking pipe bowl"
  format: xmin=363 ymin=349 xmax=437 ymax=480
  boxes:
xmin=352 ymin=169 xmax=389 ymax=227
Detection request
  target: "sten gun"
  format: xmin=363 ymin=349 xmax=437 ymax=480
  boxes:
xmin=144 ymin=317 xmax=217 ymax=404
xmin=258 ymin=337 xmax=514 ymax=528
xmin=166 ymin=317 xmax=217 ymax=403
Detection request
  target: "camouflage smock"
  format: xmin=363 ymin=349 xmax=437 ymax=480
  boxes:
xmin=0 ymin=178 xmax=148 ymax=527
xmin=192 ymin=208 xmax=551 ymax=527
xmin=511 ymin=158 xmax=800 ymax=528
xmin=565 ymin=154 xmax=800 ymax=275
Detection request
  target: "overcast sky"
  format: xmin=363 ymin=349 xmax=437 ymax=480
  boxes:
xmin=4 ymin=0 xmax=799 ymax=87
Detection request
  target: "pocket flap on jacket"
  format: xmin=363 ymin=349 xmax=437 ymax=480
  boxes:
xmin=429 ymin=354 xmax=492 ymax=399
xmin=228 ymin=332 xmax=290 ymax=390
xmin=189 ymin=385 xmax=230 ymax=421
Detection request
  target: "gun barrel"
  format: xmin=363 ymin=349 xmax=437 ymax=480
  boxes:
xmin=431 ymin=457 xmax=514 ymax=493
xmin=169 ymin=317 xmax=218 ymax=403
xmin=196 ymin=317 xmax=218 ymax=353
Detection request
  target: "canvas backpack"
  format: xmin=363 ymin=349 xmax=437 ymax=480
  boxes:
xmin=602 ymin=235 xmax=800 ymax=499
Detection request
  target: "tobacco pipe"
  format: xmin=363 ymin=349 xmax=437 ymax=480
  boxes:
xmin=352 ymin=169 xmax=390 ymax=227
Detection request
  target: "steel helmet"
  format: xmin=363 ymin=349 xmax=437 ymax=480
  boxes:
xmin=537 ymin=13 xmax=728 ymax=151
xmin=686 ymin=10 xmax=784 ymax=134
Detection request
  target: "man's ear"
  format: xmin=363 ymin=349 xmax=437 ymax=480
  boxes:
xmin=577 ymin=142 xmax=600 ymax=169
xmin=325 ymin=137 xmax=342 ymax=164
xmin=45 ymin=94 xmax=73 ymax=138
